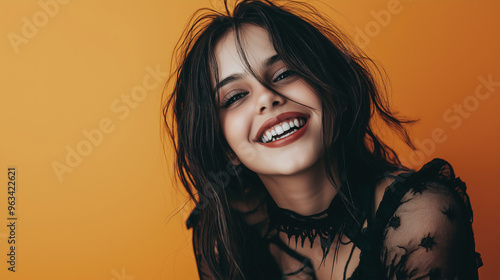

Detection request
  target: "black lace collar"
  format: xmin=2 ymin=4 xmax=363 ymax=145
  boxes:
xmin=266 ymin=193 xmax=350 ymax=265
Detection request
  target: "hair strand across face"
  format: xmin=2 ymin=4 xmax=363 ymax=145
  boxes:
xmin=163 ymin=1 xmax=416 ymax=278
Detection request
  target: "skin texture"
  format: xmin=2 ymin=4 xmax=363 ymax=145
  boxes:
xmin=215 ymin=24 xmax=337 ymax=215
xmin=212 ymin=26 xmax=404 ymax=278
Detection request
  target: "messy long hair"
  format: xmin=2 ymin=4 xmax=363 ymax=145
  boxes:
xmin=163 ymin=0 xmax=415 ymax=278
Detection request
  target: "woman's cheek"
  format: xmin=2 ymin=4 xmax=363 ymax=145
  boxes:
xmin=235 ymin=141 xmax=257 ymax=165
xmin=221 ymin=111 xmax=250 ymax=148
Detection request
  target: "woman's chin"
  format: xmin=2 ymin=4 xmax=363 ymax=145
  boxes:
xmin=253 ymin=157 xmax=324 ymax=178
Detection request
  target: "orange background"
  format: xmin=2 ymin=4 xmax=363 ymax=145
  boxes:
xmin=1 ymin=0 xmax=498 ymax=279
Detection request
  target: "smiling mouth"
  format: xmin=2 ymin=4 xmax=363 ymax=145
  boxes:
xmin=259 ymin=117 xmax=307 ymax=143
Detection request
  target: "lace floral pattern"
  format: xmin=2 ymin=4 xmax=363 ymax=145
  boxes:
xmin=352 ymin=159 xmax=482 ymax=279
xmin=188 ymin=158 xmax=482 ymax=279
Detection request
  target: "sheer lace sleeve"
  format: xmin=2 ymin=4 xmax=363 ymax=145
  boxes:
xmin=377 ymin=159 xmax=482 ymax=279
xmin=381 ymin=180 xmax=471 ymax=279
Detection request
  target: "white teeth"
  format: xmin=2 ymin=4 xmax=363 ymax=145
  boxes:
xmin=260 ymin=117 xmax=307 ymax=143
xmin=275 ymin=125 xmax=284 ymax=134
xmin=266 ymin=131 xmax=272 ymax=139
xmin=276 ymin=130 xmax=294 ymax=140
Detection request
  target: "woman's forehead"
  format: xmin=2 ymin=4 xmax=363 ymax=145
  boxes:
xmin=214 ymin=24 xmax=277 ymax=79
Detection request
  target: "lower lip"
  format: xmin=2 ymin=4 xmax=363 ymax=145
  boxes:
xmin=257 ymin=119 xmax=309 ymax=148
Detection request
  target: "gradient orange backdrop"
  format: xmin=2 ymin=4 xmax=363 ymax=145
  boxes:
xmin=1 ymin=0 xmax=498 ymax=279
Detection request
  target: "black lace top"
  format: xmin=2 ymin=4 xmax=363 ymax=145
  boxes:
xmin=188 ymin=159 xmax=482 ymax=279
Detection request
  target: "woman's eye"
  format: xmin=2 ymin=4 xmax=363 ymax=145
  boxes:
xmin=273 ymin=70 xmax=295 ymax=82
xmin=221 ymin=92 xmax=248 ymax=108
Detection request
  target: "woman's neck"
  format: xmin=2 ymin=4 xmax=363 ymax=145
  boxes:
xmin=258 ymin=160 xmax=339 ymax=216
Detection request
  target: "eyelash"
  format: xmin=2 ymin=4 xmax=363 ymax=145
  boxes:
xmin=273 ymin=70 xmax=295 ymax=82
xmin=221 ymin=91 xmax=248 ymax=108
xmin=220 ymin=70 xmax=295 ymax=108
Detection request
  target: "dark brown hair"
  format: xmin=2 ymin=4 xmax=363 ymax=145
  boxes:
xmin=163 ymin=0 xmax=415 ymax=278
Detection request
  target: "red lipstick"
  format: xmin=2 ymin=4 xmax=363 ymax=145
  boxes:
xmin=254 ymin=112 xmax=309 ymax=148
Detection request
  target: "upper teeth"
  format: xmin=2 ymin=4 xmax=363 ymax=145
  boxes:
xmin=261 ymin=118 xmax=306 ymax=143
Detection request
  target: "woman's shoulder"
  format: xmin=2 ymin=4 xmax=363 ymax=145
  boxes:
xmin=360 ymin=158 xmax=482 ymax=279
xmin=373 ymin=158 xmax=474 ymax=220
xmin=370 ymin=158 xmax=478 ymax=242
xmin=372 ymin=158 xmax=468 ymax=227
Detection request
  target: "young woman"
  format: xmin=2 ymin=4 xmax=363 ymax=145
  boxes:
xmin=163 ymin=0 xmax=482 ymax=279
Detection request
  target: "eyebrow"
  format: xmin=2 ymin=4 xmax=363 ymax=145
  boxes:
xmin=263 ymin=54 xmax=281 ymax=68
xmin=213 ymin=73 xmax=244 ymax=93
xmin=212 ymin=54 xmax=281 ymax=93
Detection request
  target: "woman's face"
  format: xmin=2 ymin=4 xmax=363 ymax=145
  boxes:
xmin=214 ymin=24 xmax=325 ymax=177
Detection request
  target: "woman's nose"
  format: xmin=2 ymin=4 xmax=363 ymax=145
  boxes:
xmin=255 ymin=85 xmax=286 ymax=114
